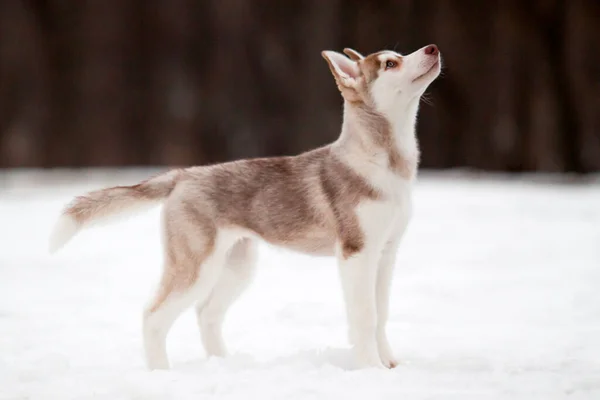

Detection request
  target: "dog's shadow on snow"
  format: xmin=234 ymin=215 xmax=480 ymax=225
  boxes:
xmin=176 ymin=347 xmax=363 ymax=372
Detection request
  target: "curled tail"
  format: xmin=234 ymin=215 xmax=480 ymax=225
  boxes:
xmin=48 ymin=169 xmax=183 ymax=254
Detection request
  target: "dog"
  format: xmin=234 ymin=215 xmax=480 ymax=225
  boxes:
xmin=49 ymin=44 xmax=442 ymax=370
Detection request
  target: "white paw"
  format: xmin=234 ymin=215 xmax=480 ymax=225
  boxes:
xmin=379 ymin=351 xmax=399 ymax=369
xmin=377 ymin=335 xmax=398 ymax=368
xmin=379 ymin=343 xmax=398 ymax=369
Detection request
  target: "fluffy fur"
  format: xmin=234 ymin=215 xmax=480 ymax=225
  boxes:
xmin=49 ymin=44 xmax=442 ymax=370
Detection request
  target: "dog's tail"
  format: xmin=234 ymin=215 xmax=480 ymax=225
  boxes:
xmin=48 ymin=169 xmax=183 ymax=254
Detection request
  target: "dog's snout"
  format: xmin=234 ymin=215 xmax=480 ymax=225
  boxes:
xmin=424 ymin=44 xmax=439 ymax=56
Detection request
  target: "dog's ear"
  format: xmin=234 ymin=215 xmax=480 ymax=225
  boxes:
xmin=321 ymin=51 xmax=361 ymax=98
xmin=343 ymin=48 xmax=364 ymax=61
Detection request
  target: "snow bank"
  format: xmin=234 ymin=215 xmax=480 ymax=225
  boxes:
xmin=1 ymin=169 xmax=599 ymax=399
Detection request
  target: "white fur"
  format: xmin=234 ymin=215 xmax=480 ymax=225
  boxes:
xmin=195 ymin=240 xmax=257 ymax=358
xmin=375 ymin=218 xmax=410 ymax=368
xmin=372 ymin=49 xmax=439 ymax=154
xmin=48 ymin=215 xmax=80 ymax=254
xmin=48 ymin=201 xmax=161 ymax=254
xmin=331 ymin=45 xmax=440 ymax=368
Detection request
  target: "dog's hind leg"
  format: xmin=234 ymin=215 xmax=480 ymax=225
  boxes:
xmin=143 ymin=262 xmax=204 ymax=370
xmin=195 ymin=237 xmax=258 ymax=358
xmin=142 ymin=230 xmax=238 ymax=370
xmin=142 ymin=198 xmax=239 ymax=370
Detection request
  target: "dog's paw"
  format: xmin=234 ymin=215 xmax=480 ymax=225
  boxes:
xmin=380 ymin=354 xmax=399 ymax=369
xmin=378 ymin=340 xmax=398 ymax=369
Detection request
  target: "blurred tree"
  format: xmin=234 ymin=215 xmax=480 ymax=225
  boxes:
xmin=0 ymin=0 xmax=598 ymax=172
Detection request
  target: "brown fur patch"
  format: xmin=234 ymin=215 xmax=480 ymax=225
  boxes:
xmin=65 ymin=169 xmax=183 ymax=224
xmin=358 ymin=53 xmax=384 ymax=84
xmin=176 ymin=146 xmax=380 ymax=258
xmin=148 ymin=197 xmax=217 ymax=313
xmin=318 ymin=152 xmax=379 ymax=258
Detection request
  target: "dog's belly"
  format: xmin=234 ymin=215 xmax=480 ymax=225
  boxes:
xmin=263 ymin=227 xmax=336 ymax=257
xmin=279 ymin=235 xmax=336 ymax=257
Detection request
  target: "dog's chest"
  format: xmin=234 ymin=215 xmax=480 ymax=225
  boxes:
xmin=357 ymin=174 xmax=413 ymax=239
xmin=380 ymin=180 xmax=413 ymax=225
xmin=373 ymin=167 xmax=413 ymax=206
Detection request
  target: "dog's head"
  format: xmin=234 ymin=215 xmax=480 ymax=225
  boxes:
xmin=321 ymin=45 xmax=441 ymax=114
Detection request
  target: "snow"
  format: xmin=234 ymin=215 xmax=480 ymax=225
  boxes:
xmin=1 ymin=168 xmax=599 ymax=400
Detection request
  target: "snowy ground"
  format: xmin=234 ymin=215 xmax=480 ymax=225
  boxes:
xmin=1 ymin=168 xmax=599 ymax=400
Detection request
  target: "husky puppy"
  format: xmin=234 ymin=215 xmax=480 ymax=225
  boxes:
xmin=49 ymin=44 xmax=442 ymax=370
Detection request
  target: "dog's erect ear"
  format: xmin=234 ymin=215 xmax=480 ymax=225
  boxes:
xmin=343 ymin=48 xmax=364 ymax=61
xmin=321 ymin=50 xmax=360 ymax=89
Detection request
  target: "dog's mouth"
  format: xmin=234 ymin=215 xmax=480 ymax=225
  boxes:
xmin=412 ymin=60 xmax=440 ymax=82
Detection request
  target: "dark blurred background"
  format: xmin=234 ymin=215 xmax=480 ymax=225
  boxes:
xmin=0 ymin=0 xmax=598 ymax=173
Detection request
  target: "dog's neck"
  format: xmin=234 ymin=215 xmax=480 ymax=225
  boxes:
xmin=334 ymin=98 xmax=421 ymax=178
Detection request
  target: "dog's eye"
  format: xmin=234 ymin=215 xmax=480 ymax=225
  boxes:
xmin=385 ymin=60 xmax=397 ymax=70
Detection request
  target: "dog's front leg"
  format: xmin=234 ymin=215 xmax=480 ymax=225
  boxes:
xmin=375 ymin=214 xmax=411 ymax=368
xmin=375 ymin=231 xmax=403 ymax=368
xmin=338 ymin=247 xmax=385 ymax=369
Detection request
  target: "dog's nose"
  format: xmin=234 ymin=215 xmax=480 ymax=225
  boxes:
xmin=424 ymin=44 xmax=439 ymax=55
